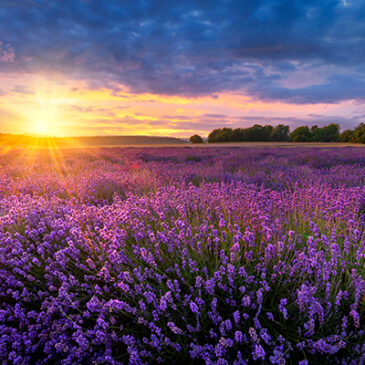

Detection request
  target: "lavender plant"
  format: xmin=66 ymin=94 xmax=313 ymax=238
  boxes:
xmin=0 ymin=147 xmax=364 ymax=364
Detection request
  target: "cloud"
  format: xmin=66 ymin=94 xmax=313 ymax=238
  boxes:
xmin=0 ymin=41 xmax=15 ymax=63
xmin=0 ymin=0 xmax=365 ymax=104
xmin=11 ymin=85 xmax=32 ymax=94
xmin=203 ymin=114 xmax=228 ymax=119
xmin=247 ymin=73 xmax=365 ymax=104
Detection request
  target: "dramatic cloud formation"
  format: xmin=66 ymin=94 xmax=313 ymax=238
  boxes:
xmin=0 ymin=0 xmax=364 ymax=136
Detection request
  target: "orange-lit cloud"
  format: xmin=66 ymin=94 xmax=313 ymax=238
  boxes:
xmin=0 ymin=72 xmax=363 ymax=138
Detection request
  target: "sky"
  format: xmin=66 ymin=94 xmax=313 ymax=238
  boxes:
xmin=0 ymin=0 xmax=365 ymax=137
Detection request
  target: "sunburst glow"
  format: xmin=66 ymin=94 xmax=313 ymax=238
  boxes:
xmin=13 ymin=76 xmax=78 ymax=137
xmin=33 ymin=120 xmax=49 ymax=135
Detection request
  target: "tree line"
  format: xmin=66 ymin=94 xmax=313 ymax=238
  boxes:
xmin=189 ymin=123 xmax=365 ymax=143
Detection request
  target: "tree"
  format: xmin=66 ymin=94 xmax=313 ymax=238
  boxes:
xmin=262 ymin=125 xmax=274 ymax=141
xmin=271 ymin=124 xmax=290 ymax=141
xmin=340 ymin=129 xmax=355 ymax=142
xmin=232 ymin=128 xmax=247 ymax=142
xmin=245 ymin=125 xmax=272 ymax=141
xmin=189 ymin=134 xmax=204 ymax=144
xmin=322 ymin=123 xmax=340 ymax=142
xmin=310 ymin=124 xmax=340 ymax=142
xmin=208 ymin=129 xmax=222 ymax=143
xmin=289 ymin=126 xmax=312 ymax=142
xmin=208 ymin=128 xmax=233 ymax=143
xmin=311 ymin=125 xmax=324 ymax=142
xmin=217 ymin=128 xmax=233 ymax=142
xmin=353 ymin=123 xmax=365 ymax=143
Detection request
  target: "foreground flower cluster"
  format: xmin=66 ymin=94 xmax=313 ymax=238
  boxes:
xmin=0 ymin=147 xmax=364 ymax=364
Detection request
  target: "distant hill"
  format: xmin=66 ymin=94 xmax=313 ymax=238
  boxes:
xmin=0 ymin=134 xmax=189 ymax=147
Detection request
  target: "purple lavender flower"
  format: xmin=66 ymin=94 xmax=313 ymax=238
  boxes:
xmin=190 ymin=301 xmax=199 ymax=314
xmin=252 ymin=344 xmax=265 ymax=360
xmin=234 ymin=331 xmax=243 ymax=343
xmin=279 ymin=298 xmax=288 ymax=320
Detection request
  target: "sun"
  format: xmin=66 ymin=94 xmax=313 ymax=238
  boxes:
xmin=23 ymin=78 xmax=71 ymax=136
xmin=28 ymin=98 xmax=62 ymax=136
xmin=31 ymin=115 xmax=55 ymax=136
xmin=34 ymin=121 xmax=49 ymax=135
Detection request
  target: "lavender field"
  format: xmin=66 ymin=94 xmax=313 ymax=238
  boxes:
xmin=0 ymin=147 xmax=364 ymax=364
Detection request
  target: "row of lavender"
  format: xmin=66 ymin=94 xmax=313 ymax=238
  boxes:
xmin=0 ymin=147 xmax=364 ymax=364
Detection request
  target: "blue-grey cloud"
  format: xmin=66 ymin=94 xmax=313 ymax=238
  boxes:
xmin=1 ymin=0 xmax=365 ymax=103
